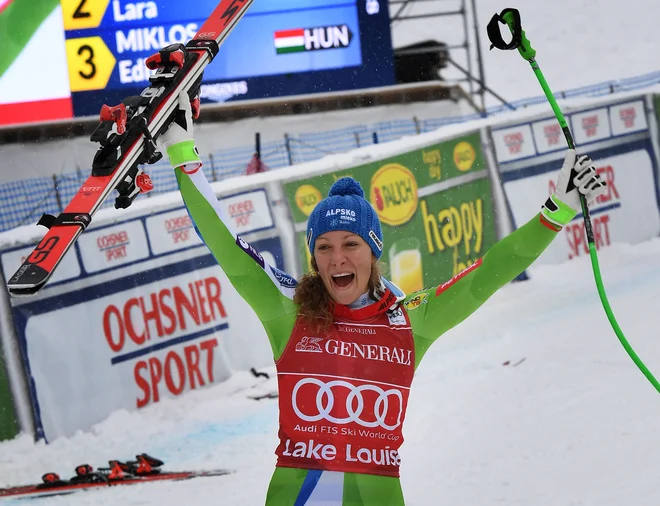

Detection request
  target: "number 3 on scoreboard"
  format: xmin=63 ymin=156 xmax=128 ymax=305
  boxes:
xmin=65 ymin=37 xmax=116 ymax=92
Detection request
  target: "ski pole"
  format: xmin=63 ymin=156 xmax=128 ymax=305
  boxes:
xmin=487 ymin=8 xmax=660 ymax=394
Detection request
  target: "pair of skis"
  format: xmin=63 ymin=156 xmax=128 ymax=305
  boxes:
xmin=0 ymin=454 xmax=232 ymax=500
xmin=6 ymin=0 xmax=254 ymax=297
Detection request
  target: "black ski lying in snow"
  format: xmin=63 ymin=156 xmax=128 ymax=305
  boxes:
xmin=6 ymin=0 xmax=254 ymax=297
xmin=0 ymin=454 xmax=232 ymax=500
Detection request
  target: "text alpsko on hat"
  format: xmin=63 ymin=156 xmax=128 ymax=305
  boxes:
xmin=306 ymin=177 xmax=383 ymax=259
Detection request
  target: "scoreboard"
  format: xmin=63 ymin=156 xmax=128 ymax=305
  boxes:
xmin=0 ymin=0 xmax=394 ymax=126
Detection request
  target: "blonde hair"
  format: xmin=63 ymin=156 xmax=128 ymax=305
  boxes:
xmin=294 ymin=258 xmax=383 ymax=333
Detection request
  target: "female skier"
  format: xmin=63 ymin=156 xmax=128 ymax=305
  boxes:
xmin=160 ymin=93 xmax=606 ymax=505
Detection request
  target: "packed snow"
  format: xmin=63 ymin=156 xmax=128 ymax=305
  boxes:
xmin=2 ymin=239 xmax=660 ymax=505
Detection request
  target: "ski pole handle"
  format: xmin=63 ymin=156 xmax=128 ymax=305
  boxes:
xmin=500 ymin=9 xmax=536 ymax=61
xmin=487 ymin=8 xmax=536 ymax=61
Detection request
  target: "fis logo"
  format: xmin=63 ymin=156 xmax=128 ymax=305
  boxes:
xmin=274 ymin=25 xmax=353 ymax=54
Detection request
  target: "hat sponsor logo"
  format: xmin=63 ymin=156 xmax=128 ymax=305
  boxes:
xmin=326 ymin=208 xmax=357 ymax=223
xmin=453 ymin=141 xmax=476 ymax=172
xmin=370 ymin=164 xmax=418 ymax=226
xmin=369 ymin=230 xmax=383 ymax=251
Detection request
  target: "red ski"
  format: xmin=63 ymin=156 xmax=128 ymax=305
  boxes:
xmin=0 ymin=454 xmax=232 ymax=500
xmin=6 ymin=0 xmax=254 ymax=297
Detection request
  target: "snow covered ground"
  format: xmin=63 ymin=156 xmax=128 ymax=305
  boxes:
xmin=2 ymin=237 xmax=660 ymax=505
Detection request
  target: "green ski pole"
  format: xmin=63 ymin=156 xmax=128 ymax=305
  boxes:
xmin=487 ymin=7 xmax=660 ymax=393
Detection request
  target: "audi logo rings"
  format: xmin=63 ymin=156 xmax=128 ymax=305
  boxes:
xmin=292 ymin=377 xmax=403 ymax=430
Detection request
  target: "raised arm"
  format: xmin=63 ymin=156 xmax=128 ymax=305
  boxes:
xmin=160 ymin=93 xmax=298 ymax=358
xmin=408 ymin=150 xmax=607 ymax=367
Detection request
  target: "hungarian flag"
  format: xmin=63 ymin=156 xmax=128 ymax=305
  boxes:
xmin=0 ymin=0 xmax=59 ymax=79
xmin=274 ymin=29 xmax=305 ymax=54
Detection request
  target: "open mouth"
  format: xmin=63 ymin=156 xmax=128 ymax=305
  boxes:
xmin=331 ymin=273 xmax=355 ymax=288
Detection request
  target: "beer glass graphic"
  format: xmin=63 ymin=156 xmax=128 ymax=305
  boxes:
xmin=388 ymin=237 xmax=424 ymax=295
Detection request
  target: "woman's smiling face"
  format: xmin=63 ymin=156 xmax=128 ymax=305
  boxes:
xmin=313 ymin=231 xmax=374 ymax=305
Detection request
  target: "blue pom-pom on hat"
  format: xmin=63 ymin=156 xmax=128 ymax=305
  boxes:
xmin=328 ymin=177 xmax=364 ymax=198
xmin=306 ymin=177 xmax=383 ymax=259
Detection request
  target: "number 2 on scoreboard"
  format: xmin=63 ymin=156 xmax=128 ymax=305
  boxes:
xmin=73 ymin=0 xmax=92 ymax=19
xmin=61 ymin=0 xmax=106 ymax=30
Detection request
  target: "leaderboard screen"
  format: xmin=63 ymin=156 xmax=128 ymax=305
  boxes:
xmin=0 ymin=0 xmax=394 ymax=126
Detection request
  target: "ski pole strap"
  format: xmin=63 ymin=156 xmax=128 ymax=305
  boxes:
xmin=487 ymin=8 xmax=536 ymax=61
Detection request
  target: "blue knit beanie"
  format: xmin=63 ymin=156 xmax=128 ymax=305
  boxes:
xmin=306 ymin=177 xmax=383 ymax=259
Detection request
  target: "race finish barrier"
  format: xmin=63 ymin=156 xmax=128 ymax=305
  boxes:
xmin=492 ymin=95 xmax=660 ymax=266
xmin=0 ymin=182 xmax=290 ymax=441
xmin=1 ymin=91 xmax=659 ymax=442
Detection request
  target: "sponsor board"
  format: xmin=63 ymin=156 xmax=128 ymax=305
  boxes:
xmin=491 ymin=124 xmax=536 ymax=163
xmin=284 ymin=132 xmax=496 ymax=291
xmin=12 ymin=258 xmax=273 ymax=441
xmin=146 ymin=209 xmax=202 ymax=256
xmin=219 ymin=190 xmax=274 ymax=234
xmin=571 ymin=107 xmax=611 ymax=145
xmin=493 ymin=100 xmax=650 ymax=165
xmin=610 ymin=100 xmax=647 ymax=136
xmin=370 ymin=164 xmax=419 ymax=226
xmin=531 ymin=118 xmax=564 ymax=154
xmin=453 ymin=141 xmax=477 ymax=171
xmin=295 ymin=185 xmax=323 ymax=216
xmin=502 ymin=148 xmax=659 ymax=266
xmin=1 ymin=185 xmax=285 ymax=441
xmin=78 ymin=220 xmax=150 ymax=273
xmin=0 ymin=345 xmax=18 ymax=441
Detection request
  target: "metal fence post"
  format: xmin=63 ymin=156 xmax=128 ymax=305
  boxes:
xmin=208 ymin=153 xmax=218 ymax=181
xmin=284 ymin=133 xmax=294 ymax=165
xmin=413 ymin=116 xmax=421 ymax=135
xmin=52 ymin=175 xmax=63 ymax=212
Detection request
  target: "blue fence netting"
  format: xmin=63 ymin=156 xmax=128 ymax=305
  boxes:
xmin=1 ymin=71 xmax=660 ymax=233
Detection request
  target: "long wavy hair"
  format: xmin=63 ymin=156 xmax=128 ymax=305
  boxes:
xmin=294 ymin=257 xmax=383 ymax=333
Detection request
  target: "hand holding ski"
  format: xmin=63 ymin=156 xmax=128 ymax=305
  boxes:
xmin=6 ymin=0 xmax=254 ymax=297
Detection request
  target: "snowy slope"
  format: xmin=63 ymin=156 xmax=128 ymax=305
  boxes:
xmin=2 ymin=239 xmax=660 ymax=505
xmin=2 ymin=1 xmax=660 ymax=504
xmin=390 ymin=0 xmax=660 ymax=105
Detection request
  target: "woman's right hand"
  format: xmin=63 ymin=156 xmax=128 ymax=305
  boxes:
xmin=158 ymin=91 xmax=202 ymax=173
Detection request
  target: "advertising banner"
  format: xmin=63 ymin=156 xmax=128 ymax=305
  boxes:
xmin=283 ymin=132 xmax=498 ymax=293
xmin=0 ymin=188 xmax=280 ymax=441
xmin=0 ymin=346 xmax=18 ymax=441
xmin=492 ymin=98 xmax=660 ymax=267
